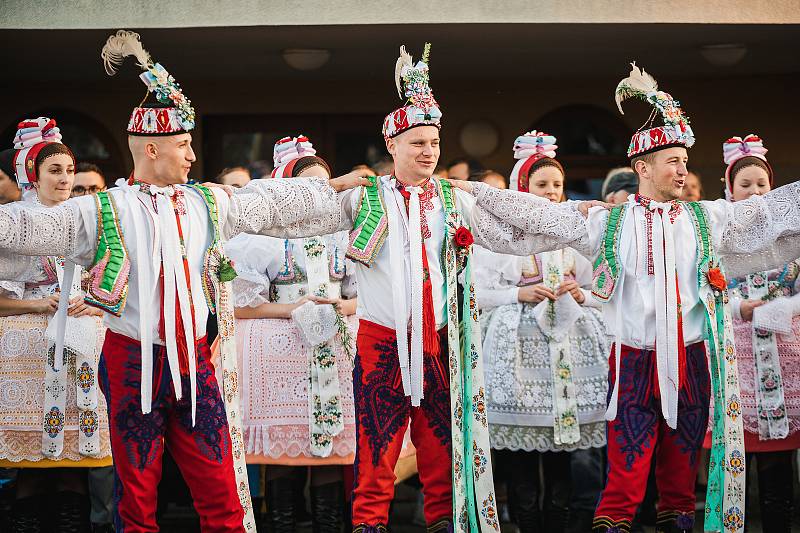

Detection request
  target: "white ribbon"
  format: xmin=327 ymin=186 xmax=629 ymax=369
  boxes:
xmin=649 ymin=202 xmax=680 ymax=429
xmin=605 ymin=205 xmax=631 ymax=422
xmin=154 ymin=191 xmax=198 ymax=424
xmin=407 ymin=185 xmax=425 ymax=406
xmin=386 ymin=184 xmax=412 ymax=398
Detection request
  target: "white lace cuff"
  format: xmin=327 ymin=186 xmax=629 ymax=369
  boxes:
xmin=0 ymin=280 xmax=25 ymax=299
xmin=753 ymin=294 xmax=800 ymax=335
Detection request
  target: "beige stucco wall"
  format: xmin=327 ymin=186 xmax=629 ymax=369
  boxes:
xmin=2 ymin=0 xmax=800 ymax=28
xmin=3 ymin=73 xmax=797 ymax=197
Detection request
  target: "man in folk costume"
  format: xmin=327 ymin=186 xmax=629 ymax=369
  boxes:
xmin=303 ymin=44 xmax=601 ymax=533
xmin=450 ymin=63 xmax=800 ymax=533
xmin=0 ymin=30 xmax=367 ymax=533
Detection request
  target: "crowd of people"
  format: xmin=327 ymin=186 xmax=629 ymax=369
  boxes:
xmin=1 ymin=30 xmax=799 ymax=533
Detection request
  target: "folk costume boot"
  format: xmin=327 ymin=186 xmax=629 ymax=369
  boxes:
xmin=311 ymin=481 xmax=344 ymax=533
xmin=352 ymin=524 xmax=387 ymax=533
xmin=509 ymin=475 xmax=542 ymax=532
xmin=265 ymin=476 xmax=296 ymax=533
xmin=757 ymin=451 xmax=794 ymax=533
xmin=654 ymin=511 xmax=694 ymax=533
xmin=56 ymin=490 xmax=92 ymax=533
xmin=10 ymin=496 xmax=42 ymax=533
xmin=427 ymin=518 xmax=453 ymax=532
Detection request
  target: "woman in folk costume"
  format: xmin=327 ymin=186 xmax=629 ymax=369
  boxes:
xmin=224 ymin=135 xmax=358 ymax=533
xmin=475 ymin=131 xmax=609 ymax=533
xmin=717 ymin=135 xmax=800 ymax=531
xmin=0 ymin=31 xmax=369 ymax=533
xmin=450 ymin=63 xmax=800 ymax=533
xmin=0 ymin=119 xmax=109 ymax=532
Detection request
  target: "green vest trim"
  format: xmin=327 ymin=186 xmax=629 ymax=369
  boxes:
xmin=85 ymin=191 xmax=130 ymax=316
xmin=591 ymin=204 xmax=627 ymax=301
xmin=346 ymin=176 xmax=388 ymax=266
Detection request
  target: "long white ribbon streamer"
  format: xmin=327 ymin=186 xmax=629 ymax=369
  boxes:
xmin=407 ymin=185 xmax=425 ymax=406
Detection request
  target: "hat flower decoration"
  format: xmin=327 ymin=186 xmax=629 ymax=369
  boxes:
xmin=383 ymin=43 xmax=442 ymax=139
xmin=101 ymin=30 xmax=195 ymax=134
xmin=615 ymin=62 xmax=694 ymax=158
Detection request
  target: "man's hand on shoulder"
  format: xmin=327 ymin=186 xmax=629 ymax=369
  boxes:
xmin=577 ymin=200 xmax=612 ymax=218
xmin=446 ymin=179 xmax=474 ymax=194
xmin=330 ymin=170 xmax=372 ymax=192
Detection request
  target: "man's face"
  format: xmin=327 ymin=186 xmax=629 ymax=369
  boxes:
xmin=0 ymin=170 xmax=20 ymax=204
xmin=72 ymin=170 xmax=106 ymax=197
xmin=636 ymin=147 xmax=688 ymax=201
xmin=386 ymin=126 xmax=440 ymax=182
xmin=152 ymin=133 xmax=196 ymax=184
xmin=448 ymin=162 xmax=469 ymax=180
xmin=680 ymin=171 xmax=703 ymax=201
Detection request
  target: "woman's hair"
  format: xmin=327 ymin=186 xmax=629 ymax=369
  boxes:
xmin=215 ymin=166 xmax=250 ymax=183
xmin=35 ymin=142 xmax=76 ymax=173
xmin=0 ymin=149 xmax=16 ymax=183
xmin=526 ymin=157 xmax=565 ymax=179
xmin=292 ymin=156 xmax=332 ymax=179
xmin=729 ymin=156 xmax=772 ymax=185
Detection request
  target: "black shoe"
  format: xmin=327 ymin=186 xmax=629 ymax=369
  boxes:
xmin=311 ymin=481 xmax=344 ymax=533
xmin=426 ymin=519 xmax=452 ymax=532
xmin=265 ymin=477 xmax=296 ymax=533
xmin=567 ymin=508 xmax=593 ymax=533
xmin=92 ymin=524 xmax=115 ymax=533
xmin=654 ymin=511 xmax=694 ymax=533
xmin=11 ymin=496 xmax=42 ymax=533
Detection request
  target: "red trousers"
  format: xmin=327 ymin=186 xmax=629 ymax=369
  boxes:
xmin=593 ymin=342 xmax=710 ymax=533
xmin=98 ymin=330 xmax=243 ymax=533
xmin=351 ymin=321 xmax=452 ymax=528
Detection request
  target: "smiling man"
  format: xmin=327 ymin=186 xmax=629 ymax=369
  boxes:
xmin=331 ymin=45 xmax=601 ymax=533
xmin=453 ymin=63 xmax=800 ymax=533
xmin=0 ymin=31 xmax=369 ymax=533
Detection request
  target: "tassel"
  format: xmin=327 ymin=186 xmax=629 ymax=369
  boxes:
xmin=676 ymin=273 xmax=688 ymax=393
xmin=421 ymin=249 xmax=440 ymax=357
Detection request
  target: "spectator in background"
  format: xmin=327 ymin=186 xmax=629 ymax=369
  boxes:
xmin=352 ymin=163 xmax=377 ymax=176
xmin=217 ymin=166 xmax=252 ymax=188
xmin=0 ymin=149 xmax=21 ymax=204
xmin=600 ymin=168 xmax=638 ymax=204
xmin=470 ymin=169 xmax=507 ymax=189
xmin=373 ymin=156 xmax=394 ymax=176
xmin=446 ymin=156 xmax=484 ymax=180
xmin=71 ymin=162 xmax=107 ymax=197
xmin=433 ymin=165 xmax=448 ymax=179
xmin=247 ymin=160 xmax=273 ymax=180
xmin=681 ymin=170 xmax=704 ymax=201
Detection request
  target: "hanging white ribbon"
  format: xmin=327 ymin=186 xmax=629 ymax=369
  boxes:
xmin=649 ymin=202 xmax=680 ymax=429
xmin=386 ymin=184 xmax=412 ymax=398
xmin=407 ymin=185 xmax=425 ymax=406
xmin=605 ymin=206 xmax=631 ymax=422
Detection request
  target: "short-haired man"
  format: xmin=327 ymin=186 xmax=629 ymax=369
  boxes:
xmin=454 ymin=63 xmax=800 ymax=533
xmin=71 ymin=162 xmax=107 ymax=196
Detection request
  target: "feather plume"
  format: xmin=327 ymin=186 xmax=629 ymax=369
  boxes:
xmin=614 ymin=62 xmax=659 ymax=115
xmin=101 ymin=30 xmax=152 ymax=76
xmin=394 ymin=45 xmax=413 ymax=99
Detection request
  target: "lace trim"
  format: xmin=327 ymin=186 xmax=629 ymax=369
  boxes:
xmin=0 ymin=428 xmax=112 ymax=463
xmin=489 ymin=421 xmax=606 ymax=452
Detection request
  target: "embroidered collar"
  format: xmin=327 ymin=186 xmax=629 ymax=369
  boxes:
xmin=634 ymin=193 xmax=682 ymax=222
xmin=128 ymin=175 xmax=186 ymax=214
xmin=395 ymin=177 xmax=438 ymax=239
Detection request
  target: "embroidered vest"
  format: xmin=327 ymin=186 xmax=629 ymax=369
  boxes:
xmin=346 ymin=175 xmax=389 ymax=266
xmin=591 ymin=201 xmax=747 ymax=533
xmin=84 ymin=185 xmax=233 ymax=317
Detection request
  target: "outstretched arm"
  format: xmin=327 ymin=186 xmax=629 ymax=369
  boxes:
xmin=708 ymin=181 xmax=800 ymax=276
xmin=221 ymin=173 xmax=365 ymax=240
xmin=456 ymin=182 xmax=594 ymax=257
xmin=0 ymin=197 xmax=97 ymax=276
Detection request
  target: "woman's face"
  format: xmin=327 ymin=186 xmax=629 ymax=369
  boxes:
xmin=34 ymin=153 xmax=75 ymax=206
xmin=528 ymin=165 xmax=563 ymax=202
xmin=295 ymin=164 xmax=331 ymax=180
xmin=731 ymin=165 xmax=771 ymax=202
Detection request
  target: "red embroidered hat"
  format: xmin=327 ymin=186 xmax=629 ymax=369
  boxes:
xmin=11 ymin=117 xmax=72 ymax=186
xmin=615 ymin=63 xmax=694 ymax=159
xmin=382 ymin=43 xmax=442 ymax=140
xmin=101 ymin=30 xmax=195 ymax=136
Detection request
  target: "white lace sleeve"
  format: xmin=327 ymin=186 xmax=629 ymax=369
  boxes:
xmin=0 ymin=280 xmax=25 ymax=299
xmin=223 ymin=178 xmax=352 ymax=240
xmin=473 ymin=245 xmax=520 ymax=310
xmin=705 ymin=182 xmax=800 ymax=274
xmin=0 ymin=197 xmax=97 ymax=271
xmin=464 ymin=183 xmax=592 ymax=257
xmin=574 ymin=252 xmax=602 ymax=310
xmin=224 ymin=234 xmax=280 ymax=308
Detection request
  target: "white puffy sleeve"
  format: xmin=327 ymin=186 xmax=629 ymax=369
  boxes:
xmin=573 ymin=251 xmax=602 ymax=309
xmin=224 ymin=234 xmax=283 ymax=308
xmin=0 ymin=196 xmax=97 ymax=278
xmin=473 ymin=245 xmax=521 ymax=310
xmin=220 ymin=178 xmax=356 ymax=240
xmin=460 ymin=183 xmax=593 ymax=258
xmin=704 ymin=182 xmax=800 ymax=277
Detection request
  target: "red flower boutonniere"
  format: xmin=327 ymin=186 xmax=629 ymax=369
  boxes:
xmin=454 ymin=226 xmax=474 ymax=249
xmin=707 ymin=267 xmax=727 ymax=292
